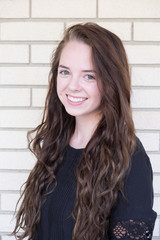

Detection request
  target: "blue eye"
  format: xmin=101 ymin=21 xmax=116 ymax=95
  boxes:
xmin=60 ymin=70 xmax=70 ymax=75
xmin=85 ymin=74 xmax=95 ymax=80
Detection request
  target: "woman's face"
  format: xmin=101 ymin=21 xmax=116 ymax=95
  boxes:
xmin=56 ymin=40 xmax=102 ymax=120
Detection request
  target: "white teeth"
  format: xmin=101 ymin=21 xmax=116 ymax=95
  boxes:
xmin=67 ymin=95 xmax=86 ymax=102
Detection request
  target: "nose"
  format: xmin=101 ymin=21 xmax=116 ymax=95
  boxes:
xmin=68 ymin=75 xmax=81 ymax=91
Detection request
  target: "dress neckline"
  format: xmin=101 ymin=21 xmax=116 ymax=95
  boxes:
xmin=68 ymin=144 xmax=84 ymax=152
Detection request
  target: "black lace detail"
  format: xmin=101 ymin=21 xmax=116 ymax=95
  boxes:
xmin=110 ymin=219 xmax=154 ymax=239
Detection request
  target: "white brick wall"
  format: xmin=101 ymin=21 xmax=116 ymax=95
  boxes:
xmin=0 ymin=45 xmax=29 ymax=63
xmin=31 ymin=0 xmax=97 ymax=18
xmin=0 ymin=0 xmax=160 ymax=239
xmin=0 ymin=67 xmax=50 ymax=85
xmin=98 ymin=0 xmax=160 ymax=18
xmin=1 ymin=22 xmax=64 ymax=41
xmin=132 ymin=67 xmax=160 ymax=86
xmin=0 ymin=0 xmax=29 ymax=18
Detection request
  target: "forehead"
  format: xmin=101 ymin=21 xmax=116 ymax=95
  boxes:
xmin=59 ymin=41 xmax=94 ymax=69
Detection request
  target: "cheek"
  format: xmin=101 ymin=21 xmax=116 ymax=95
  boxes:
xmin=91 ymin=85 xmax=102 ymax=102
xmin=56 ymin=78 xmax=62 ymax=99
xmin=57 ymin=77 xmax=65 ymax=94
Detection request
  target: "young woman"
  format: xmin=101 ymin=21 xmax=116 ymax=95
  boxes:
xmin=13 ymin=23 xmax=157 ymax=240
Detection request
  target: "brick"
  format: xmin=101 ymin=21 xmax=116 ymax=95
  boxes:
xmin=149 ymin=154 xmax=160 ymax=173
xmin=1 ymin=22 xmax=64 ymax=41
xmin=125 ymin=45 xmax=160 ymax=64
xmin=134 ymin=22 xmax=160 ymax=41
xmin=0 ymin=131 xmax=27 ymax=149
xmin=32 ymin=88 xmax=47 ymax=107
xmin=0 ymin=172 xmax=29 ymax=191
xmin=2 ymin=236 xmax=17 ymax=240
xmin=0 ymin=45 xmax=28 ymax=63
xmin=0 ymin=151 xmax=36 ymax=170
xmin=0 ymin=110 xmax=43 ymax=128
xmin=98 ymin=22 xmax=131 ymax=41
xmin=136 ymin=132 xmax=159 ymax=151
xmin=0 ymin=214 xmax=15 ymax=232
xmin=98 ymin=0 xmax=160 ymax=18
xmin=1 ymin=193 xmax=20 ymax=211
xmin=0 ymin=88 xmax=30 ymax=107
xmin=132 ymin=67 xmax=160 ymax=87
xmin=153 ymin=218 xmax=159 ymax=236
xmin=0 ymin=0 xmax=29 ymax=18
xmin=0 ymin=67 xmax=50 ymax=85
xmin=153 ymin=175 xmax=160 ymax=194
xmin=31 ymin=45 xmax=57 ymax=63
xmin=153 ymin=197 xmax=160 ymax=215
xmin=1 ymin=236 xmax=27 ymax=240
xmin=131 ymin=89 xmax=160 ymax=108
xmin=133 ymin=111 xmax=160 ymax=130
xmin=32 ymin=0 xmax=96 ymax=18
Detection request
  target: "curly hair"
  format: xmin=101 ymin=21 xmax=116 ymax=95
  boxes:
xmin=12 ymin=22 xmax=136 ymax=240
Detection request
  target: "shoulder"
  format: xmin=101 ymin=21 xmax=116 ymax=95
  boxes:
xmin=125 ymin=136 xmax=153 ymax=203
xmin=109 ymin=137 xmax=157 ymax=239
xmin=127 ymin=136 xmax=153 ymax=182
xmin=110 ymin=136 xmax=157 ymax=221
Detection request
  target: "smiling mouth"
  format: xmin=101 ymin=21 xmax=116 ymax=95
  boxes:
xmin=67 ymin=95 xmax=87 ymax=103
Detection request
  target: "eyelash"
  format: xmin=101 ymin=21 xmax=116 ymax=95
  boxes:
xmin=85 ymin=74 xmax=95 ymax=80
xmin=59 ymin=70 xmax=70 ymax=75
xmin=59 ymin=70 xmax=95 ymax=80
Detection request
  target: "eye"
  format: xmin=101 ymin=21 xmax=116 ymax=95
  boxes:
xmin=85 ymin=74 xmax=95 ymax=80
xmin=59 ymin=70 xmax=70 ymax=75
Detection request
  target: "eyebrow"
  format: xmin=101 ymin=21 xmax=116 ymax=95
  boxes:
xmin=58 ymin=65 xmax=96 ymax=73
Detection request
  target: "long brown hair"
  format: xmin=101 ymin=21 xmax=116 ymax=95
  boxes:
xmin=13 ymin=22 xmax=136 ymax=240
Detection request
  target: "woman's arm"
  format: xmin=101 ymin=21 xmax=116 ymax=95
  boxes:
xmin=109 ymin=137 xmax=157 ymax=239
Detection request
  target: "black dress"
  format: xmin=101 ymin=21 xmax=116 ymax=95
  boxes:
xmin=33 ymin=137 xmax=157 ymax=240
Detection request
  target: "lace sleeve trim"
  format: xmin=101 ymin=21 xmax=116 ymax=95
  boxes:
xmin=110 ymin=219 xmax=154 ymax=240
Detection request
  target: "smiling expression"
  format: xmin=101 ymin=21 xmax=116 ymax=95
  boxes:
xmin=56 ymin=41 xmax=102 ymax=120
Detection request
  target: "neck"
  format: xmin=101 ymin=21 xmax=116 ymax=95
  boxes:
xmin=69 ymin=113 xmax=102 ymax=149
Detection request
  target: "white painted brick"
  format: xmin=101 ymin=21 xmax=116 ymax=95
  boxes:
xmin=0 ymin=0 xmax=29 ymax=18
xmin=98 ymin=22 xmax=131 ymax=41
xmin=32 ymin=88 xmax=47 ymax=107
xmin=133 ymin=111 xmax=160 ymax=130
xmin=31 ymin=44 xmax=57 ymax=63
xmin=153 ymin=197 xmax=160 ymax=215
xmin=0 ymin=151 xmax=36 ymax=170
xmin=32 ymin=0 xmax=96 ymax=18
xmin=134 ymin=22 xmax=160 ymax=41
xmin=1 ymin=193 xmax=20 ymax=211
xmin=0 ymin=110 xmax=43 ymax=128
xmin=1 ymin=22 xmax=64 ymax=41
xmin=136 ymin=132 xmax=159 ymax=151
xmin=0 ymin=88 xmax=30 ymax=107
xmin=1 ymin=236 xmax=17 ymax=240
xmin=153 ymin=175 xmax=160 ymax=194
xmin=0 ymin=45 xmax=28 ymax=63
xmin=98 ymin=0 xmax=160 ymax=18
xmin=0 ymin=131 xmax=27 ymax=149
xmin=0 ymin=67 xmax=50 ymax=85
xmin=1 ymin=236 xmax=27 ymax=240
xmin=0 ymin=214 xmax=15 ymax=232
xmin=131 ymin=89 xmax=160 ymax=108
xmin=132 ymin=67 xmax=160 ymax=87
xmin=0 ymin=172 xmax=29 ymax=191
xmin=153 ymin=218 xmax=160 ymax=236
xmin=149 ymin=154 xmax=160 ymax=173
xmin=125 ymin=45 xmax=160 ymax=64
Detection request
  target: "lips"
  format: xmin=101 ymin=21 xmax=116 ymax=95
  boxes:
xmin=67 ymin=94 xmax=87 ymax=103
